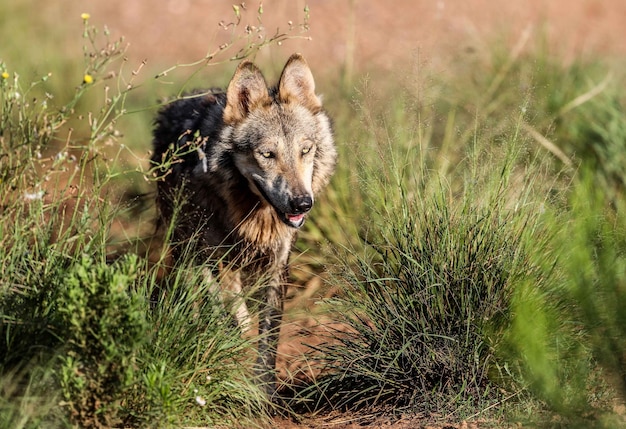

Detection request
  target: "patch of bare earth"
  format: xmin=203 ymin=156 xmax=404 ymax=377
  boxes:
xmin=273 ymin=413 xmax=513 ymax=429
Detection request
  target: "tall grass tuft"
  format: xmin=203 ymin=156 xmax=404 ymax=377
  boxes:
xmin=299 ymin=69 xmax=551 ymax=414
xmin=123 ymin=257 xmax=269 ymax=428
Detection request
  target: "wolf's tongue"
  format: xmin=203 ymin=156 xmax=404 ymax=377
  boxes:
xmin=288 ymin=214 xmax=305 ymax=223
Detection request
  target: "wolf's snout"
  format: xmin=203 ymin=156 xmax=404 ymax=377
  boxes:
xmin=290 ymin=195 xmax=313 ymax=214
xmin=285 ymin=195 xmax=312 ymax=228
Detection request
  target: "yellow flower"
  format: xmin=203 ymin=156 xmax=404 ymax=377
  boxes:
xmin=83 ymin=74 xmax=94 ymax=84
xmin=81 ymin=12 xmax=91 ymax=20
xmin=1 ymin=72 xmax=8 ymax=80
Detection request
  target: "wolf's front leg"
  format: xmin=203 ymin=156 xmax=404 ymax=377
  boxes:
xmin=256 ymin=275 xmax=285 ymax=401
xmin=204 ymin=266 xmax=251 ymax=330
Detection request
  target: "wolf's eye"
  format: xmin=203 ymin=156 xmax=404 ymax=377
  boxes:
xmin=301 ymin=146 xmax=311 ymax=155
xmin=260 ymin=151 xmax=274 ymax=159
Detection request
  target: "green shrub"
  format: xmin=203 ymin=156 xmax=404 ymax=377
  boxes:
xmin=506 ymin=171 xmax=626 ymax=425
xmin=56 ymin=254 xmax=148 ymax=427
xmin=565 ymin=175 xmax=626 ymax=398
xmin=0 ymin=237 xmax=269 ymax=428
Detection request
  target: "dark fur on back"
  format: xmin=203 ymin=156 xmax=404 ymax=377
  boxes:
xmin=151 ymin=90 xmax=227 ymax=234
xmin=152 ymin=90 xmax=226 ymax=174
xmin=150 ymin=54 xmax=336 ymax=400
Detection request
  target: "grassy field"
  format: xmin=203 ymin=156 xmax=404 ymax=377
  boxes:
xmin=1 ymin=7 xmax=626 ymax=429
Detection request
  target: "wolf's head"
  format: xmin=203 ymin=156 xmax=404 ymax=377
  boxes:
xmin=221 ymin=54 xmax=336 ymax=229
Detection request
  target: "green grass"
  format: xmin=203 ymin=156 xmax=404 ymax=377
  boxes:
xmin=291 ymin=60 xmax=554 ymax=417
xmin=504 ymin=172 xmax=626 ymax=426
xmin=2 ymin=7 xmax=626 ymax=428
xmin=0 ymin=234 xmax=269 ymax=428
xmin=293 ymin=35 xmax=626 ymax=426
xmin=298 ymin=152 xmax=544 ymax=415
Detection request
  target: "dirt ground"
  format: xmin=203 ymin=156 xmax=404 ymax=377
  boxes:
xmin=33 ymin=0 xmax=626 ymax=427
xmin=272 ymin=414 xmax=499 ymax=429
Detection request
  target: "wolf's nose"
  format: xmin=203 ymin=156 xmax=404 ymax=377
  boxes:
xmin=290 ymin=195 xmax=313 ymax=214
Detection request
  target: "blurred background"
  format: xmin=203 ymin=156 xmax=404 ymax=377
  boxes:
xmin=4 ymin=0 xmax=624 ymax=165
xmin=3 ymin=0 xmax=626 ymax=79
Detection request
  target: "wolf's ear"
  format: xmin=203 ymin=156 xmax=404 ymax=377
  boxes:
xmin=224 ymin=61 xmax=270 ymax=124
xmin=278 ymin=54 xmax=322 ymax=113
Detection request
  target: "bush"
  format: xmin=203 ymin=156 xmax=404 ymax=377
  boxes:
xmin=56 ymin=255 xmax=148 ymax=427
xmin=0 ymin=221 xmax=147 ymax=428
xmin=0 ymin=239 xmax=269 ymax=428
xmin=299 ymin=84 xmax=548 ymax=413
xmin=505 ymin=171 xmax=626 ymax=425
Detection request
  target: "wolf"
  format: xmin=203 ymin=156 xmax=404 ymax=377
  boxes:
xmin=150 ymin=54 xmax=336 ymax=399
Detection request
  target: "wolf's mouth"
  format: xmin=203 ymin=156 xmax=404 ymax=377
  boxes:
xmin=252 ymin=178 xmax=308 ymax=229
xmin=285 ymin=213 xmax=306 ymax=228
